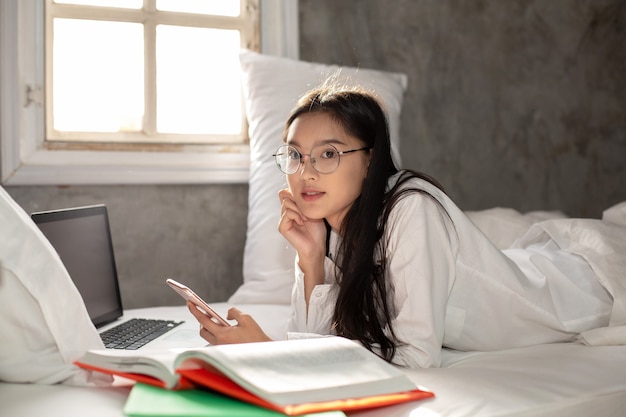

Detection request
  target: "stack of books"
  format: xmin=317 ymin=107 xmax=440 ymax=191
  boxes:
xmin=76 ymin=336 xmax=434 ymax=416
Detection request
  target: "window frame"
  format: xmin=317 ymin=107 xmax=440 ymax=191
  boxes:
xmin=0 ymin=0 xmax=299 ymax=185
xmin=45 ymin=1 xmax=255 ymax=146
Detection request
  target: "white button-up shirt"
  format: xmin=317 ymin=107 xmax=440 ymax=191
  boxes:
xmin=288 ymin=173 xmax=618 ymax=368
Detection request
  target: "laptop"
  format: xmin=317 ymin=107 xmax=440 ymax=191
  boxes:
xmin=31 ymin=204 xmax=207 ymax=350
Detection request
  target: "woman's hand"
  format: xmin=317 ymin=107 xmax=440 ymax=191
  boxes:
xmin=277 ymin=188 xmax=327 ymax=260
xmin=278 ymin=188 xmax=327 ymax=303
xmin=187 ymin=302 xmax=271 ymax=345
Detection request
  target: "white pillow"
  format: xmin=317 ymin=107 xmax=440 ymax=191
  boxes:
xmin=229 ymin=50 xmax=408 ymax=304
xmin=0 ymin=186 xmax=109 ymax=385
xmin=602 ymin=201 xmax=626 ymax=226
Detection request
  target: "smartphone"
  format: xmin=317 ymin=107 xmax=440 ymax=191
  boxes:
xmin=166 ymin=278 xmax=230 ymax=326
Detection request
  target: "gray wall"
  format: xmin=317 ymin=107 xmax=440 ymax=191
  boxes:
xmin=299 ymin=0 xmax=626 ymax=218
xmin=7 ymin=185 xmax=248 ymax=309
xmin=4 ymin=0 xmax=626 ymax=308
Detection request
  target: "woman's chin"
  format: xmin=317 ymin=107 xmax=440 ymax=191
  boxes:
xmin=300 ymin=209 xmax=326 ymax=222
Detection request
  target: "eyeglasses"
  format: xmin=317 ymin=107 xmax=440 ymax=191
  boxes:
xmin=273 ymin=144 xmax=371 ymax=175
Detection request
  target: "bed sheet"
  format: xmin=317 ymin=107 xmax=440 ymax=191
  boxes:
xmin=1 ymin=304 xmax=625 ymax=417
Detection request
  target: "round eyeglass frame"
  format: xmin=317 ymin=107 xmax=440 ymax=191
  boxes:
xmin=273 ymin=144 xmax=371 ymax=174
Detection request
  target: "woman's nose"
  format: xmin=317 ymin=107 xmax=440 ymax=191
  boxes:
xmin=298 ymin=155 xmax=317 ymax=178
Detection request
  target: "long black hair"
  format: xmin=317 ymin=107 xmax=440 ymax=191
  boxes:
xmin=283 ymin=82 xmax=444 ymax=362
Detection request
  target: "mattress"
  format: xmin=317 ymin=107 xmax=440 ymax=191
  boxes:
xmin=1 ymin=304 xmax=625 ymax=417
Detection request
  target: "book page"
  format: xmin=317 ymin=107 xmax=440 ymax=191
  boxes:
xmin=78 ymin=349 xmax=180 ymax=388
xmin=175 ymin=336 xmax=416 ymax=405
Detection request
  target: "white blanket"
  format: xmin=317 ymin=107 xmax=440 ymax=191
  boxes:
xmin=513 ymin=201 xmax=626 ymax=346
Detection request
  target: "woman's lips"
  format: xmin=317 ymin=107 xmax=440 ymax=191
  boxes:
xmin=301 ymin=190 xmax=324 ymax=202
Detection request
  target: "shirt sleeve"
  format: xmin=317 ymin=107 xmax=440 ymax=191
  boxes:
xmin=287 ymin=256 xmax=338 ymax=335
xmin=384 ymin=192 xmax=458 ymax=368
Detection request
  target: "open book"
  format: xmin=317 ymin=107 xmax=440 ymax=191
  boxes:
xmin=76 ymin=336 xmax=434 ymax=415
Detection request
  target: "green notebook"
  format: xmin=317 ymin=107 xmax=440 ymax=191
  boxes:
xmin=123 ymin=383 xmax=347 ymax=417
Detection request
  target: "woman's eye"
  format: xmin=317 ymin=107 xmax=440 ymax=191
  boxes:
xmin=320 ymin=149 xmax=337 ymax=159
xmin=288 ymin=150 xmax=301 ymax=160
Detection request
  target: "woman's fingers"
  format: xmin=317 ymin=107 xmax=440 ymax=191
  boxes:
xmin=199 ymin=325 xmax=217 ymax=345
xmin=280 ymin=201 xmax=304 ymax=221
xmin=279 ymin=189 xmax=306 ymax=218
xmin=188 ymin=302 xmax=224 ymax=328
xmin=188 ymin=301 xmax=230 ymax=344
xmin=279 ymin=208 xmax=305 ymax=231
xmin=277 ymin=188 xmax=327 ymax=260
xmin=225 ymin=307 xmax=271 ymax=343
xmin=278 ymin=189 xmax=308 ymax=231
xmin=226 ymin=306 xmax=242 ymax=321
xmin=278 ymin=188 xmax=292 ymax=202
xmin=188 ymin=302 xmax=271 ymax=345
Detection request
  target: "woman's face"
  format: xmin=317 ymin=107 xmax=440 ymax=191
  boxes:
xmin=285 ymin=112 xmax=371 ymax=232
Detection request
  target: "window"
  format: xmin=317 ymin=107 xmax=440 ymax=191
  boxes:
xmin=47 ymin=0 xmax=254 ymax=146
xmin=0 ymin=0 xmax=298 ymax=185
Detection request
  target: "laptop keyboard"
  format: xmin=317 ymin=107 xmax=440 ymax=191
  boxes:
xmin=100 ymin=318 xmax=184 ymax=350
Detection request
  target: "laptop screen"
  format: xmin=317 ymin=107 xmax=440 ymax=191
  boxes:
xmin=31 ymin=204 xmax=123 ymax=328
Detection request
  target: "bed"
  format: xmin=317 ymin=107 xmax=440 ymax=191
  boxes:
xmin=2 ymin=304 xmax=626 ymax=417
xmin=2 ymin=51 xmax=626 ymax=416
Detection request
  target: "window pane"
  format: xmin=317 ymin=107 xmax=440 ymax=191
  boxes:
xmin=156 ymin=25 xmax=242 ymax=135
xmin=52 ymin=19 xmax=144 ymax=133
xmin=157 ymin=0 xmax=240 ymax=17
xmin=53 ymin=0 xmax=142 ymax=9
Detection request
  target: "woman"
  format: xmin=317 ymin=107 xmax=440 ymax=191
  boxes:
xmin=189 ymin=83 xmax=622 ymax=368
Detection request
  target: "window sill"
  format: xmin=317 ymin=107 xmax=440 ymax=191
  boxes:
xmin=3 ymin=146 xmax=251 ymax=185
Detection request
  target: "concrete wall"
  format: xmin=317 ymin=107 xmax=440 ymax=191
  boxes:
xmin=299 ymin=0 xmax=626 ymax=217
xmin=6 ymin=185 xmax=248 ymax=309
xmin=4 ymin=0 xmax=625 ymax=308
